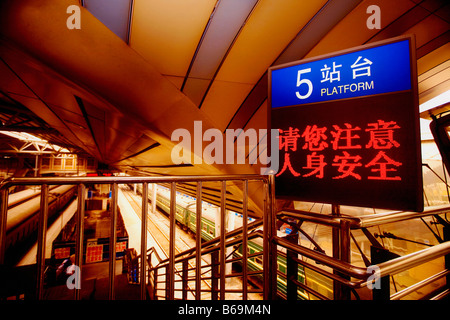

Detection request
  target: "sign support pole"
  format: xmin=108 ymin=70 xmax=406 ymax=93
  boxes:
xmin=331 ymin=204 xmax=351 ymax=299
xmin=331 ymin=204 xmax=341 ymax=299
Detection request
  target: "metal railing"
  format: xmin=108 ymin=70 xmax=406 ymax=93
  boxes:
xmin=0 ymin=174 xmax=275 ymax=300
xmin=147 ymin=218 xmax=265 ymax=300
xmin=144 ymin=176 xmax=274 ymax=300
xmin=275 ymin=205 xmax=450 ymax=300
xmin=2 ymin=174 xmax=448 ymax=300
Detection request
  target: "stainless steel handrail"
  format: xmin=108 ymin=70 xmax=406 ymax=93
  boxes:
xmin=153 ymin=220 xmax=263 ymax=265
xmin=273 ymin=234 xmax=450 ymax=297
xmin=390 ymin=269 xmax=450 ymax=300
xmin=279 ymin=204 xmax=450 ymax=229
xmin=1 ymin=175 xmax=268 ymax=187
xmin=376 ymin=241 xmax=450 ymax=278
xmin=274 ymin=236 xmax=368 ymax=280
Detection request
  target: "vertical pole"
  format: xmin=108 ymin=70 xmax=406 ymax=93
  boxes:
xmin=195 ymin=182 xmax=202 ymax=300
xmin=165 ymin=265 xmax=170 ymax=300
xmin=151 ymin=183 xmax=157 ymax=214
xmin=182 ymin=260 xmax=188 ymax=300
xmin=211 ymin=250 xmax=219 ymax=300
xmin=339 ymin=219 xmax=351 ymax=300
xmin=109 ymin=183 xmax=118 ymax=300
xmin=140 ymin=182 xmax=148 ymax=300
xmin=371 ymin=246 xmax=393 ymax=300
xmin=443 ymin=224 xmax=449 ymax=289
xmin=242 ymin=180 xmax=248 ymax=300
xmin=168 ymin=182 xmax=176 ymax=300
xmin=0 ymin=188 xmax=8 ymax=265
xmin=153 ymin=267 xmax=158 ymax=299
xmin=264 ymin=175 xmax=277 ymax=299
xmin=75 ymin=184 xmax=85 ymax=300
xmin=220 ymin=180 xmax=226 ymax=300
xmin=331 ymin=204 xmax=341 ymax=300
xmin=36 ymin=184 xmax=49 ymax=300
xmin=286 ymin=233 xmax=299 ymax=300
xmin=34 ymin=155 xmax=38 ymax=177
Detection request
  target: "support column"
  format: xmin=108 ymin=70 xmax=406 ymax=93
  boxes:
xmin=0 ymin=188 xmax=8 ymax=265
xmin=36 ymin=184 xmax=48 ymax=300
xmin=332 ymin=204 xmax=352 ymax=300
xmin=151 ymin=183 xmax=157 ymax=214
xmin=75 ymin=184 xmax=85 ymax=300
xmin=140 ymin=182 xmax=148 ymax=300
xmin=109 ymin=183 xmax=118 ymax=300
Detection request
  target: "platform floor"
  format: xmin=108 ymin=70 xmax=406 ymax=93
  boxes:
xmin=44 ymin=260 xmax=142 ymax=300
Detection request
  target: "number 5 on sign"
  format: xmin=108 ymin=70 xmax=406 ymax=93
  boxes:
xmin=296 ymin=68 xmax=313 ymax=100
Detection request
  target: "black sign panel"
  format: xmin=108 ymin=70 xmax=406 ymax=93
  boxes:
xmin=269 ymin=36 xmax=423 ymax=212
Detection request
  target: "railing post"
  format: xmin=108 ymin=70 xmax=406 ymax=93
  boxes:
xmin=165 ymin=265 xmax=170 ymax=300
xmin=264 ymin=175 xmax=277 ymax=299
xmin=211 ymin=250 xmax=219 ymax=300
xmin=195 ymin=182 xmax=202 ymax=300
xmin=109 ymin=183 xmax=118 ymax=300
xmin=153 ymin=266 xmax=158 ymax=300
xmin=220 ymin=180 xmax=226 ymax=300
xmin=75 ymin=184 xmax=85 ymax=300
xmin=286 ymin=233 xmax=299 ymax=300
xmin=443 ymin=222 xmax=450 ymax=288
xmin=331 ymin=204 xmax=344 ymax=300
xmin=242 ymin=180 xmax=248 ymax=300
xmin=339 ymin=219 xmax=351 ymax=300
xmin=36 ymin=184 xmax=49 ymax=300
xmin=371 ymin=246 xmax=394 ymax=300
xmin=182 ymin=260 xmax=189 ymax=300
xmin=0 ymin=188 xmax=8 ymax=265
xmin=168 ymin=182 xmax=176 ymax=300
xmin=140 ymin=182 xmax=148 ymax=300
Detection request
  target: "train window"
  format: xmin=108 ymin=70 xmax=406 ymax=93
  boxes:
xmin=53 ymin=158 xmax=62 ymax=169
xmin=41 ymin=158 xmax=50 ymax=169
xmin=277 ymin=262 xmax=286 ymax=274
xmin=65 ymin=158 xmax=74 ymax=168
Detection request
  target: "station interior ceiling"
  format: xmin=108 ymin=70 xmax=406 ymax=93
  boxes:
xmin=0 ymin=0 xmax=448 ymax=215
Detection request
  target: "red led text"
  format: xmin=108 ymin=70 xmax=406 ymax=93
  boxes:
xmin=277 ymin=120 xmax=402 ymax=181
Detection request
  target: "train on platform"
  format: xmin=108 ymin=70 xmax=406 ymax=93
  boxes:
xmin=132 ymin=183 xmax=333 ymax=300
xmin=5 ymin=185 xmax=77 ymax=264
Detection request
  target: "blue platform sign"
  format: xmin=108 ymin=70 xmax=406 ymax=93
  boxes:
xmin=269 ymin=36 xmax=423 ymax=212
xmin=271 ymin=39 xmax=412 ymax=108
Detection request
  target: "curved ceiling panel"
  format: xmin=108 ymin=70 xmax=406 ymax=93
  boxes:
xmin=305 ymin=0 xmax=416 ymax=58
xmin=215 ymin=0 xmax=328 ymax=85
xmin=182 ymin=0 xmax=259 ymax=107
xmin=129 ymin=0 xmax=217 ymax=77
xmin=84 ymin=0 xmax=132 ymax=42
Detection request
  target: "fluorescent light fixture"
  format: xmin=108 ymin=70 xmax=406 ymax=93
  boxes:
xmin=0 ymin=131 xmax=70 ymax=153
xmin=0 ymin=131 xmax=46 ymax=142
xmin=419 ymin=90 xmax=450 ymax=113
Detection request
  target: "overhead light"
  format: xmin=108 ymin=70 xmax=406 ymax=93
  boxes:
xmin=0 ymin=131 xmax=45 ymax=142
xmin=0 ymin=131 xmax=70 ymax=153
xmin=419 ymin=90 xmax=450 ymax=113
